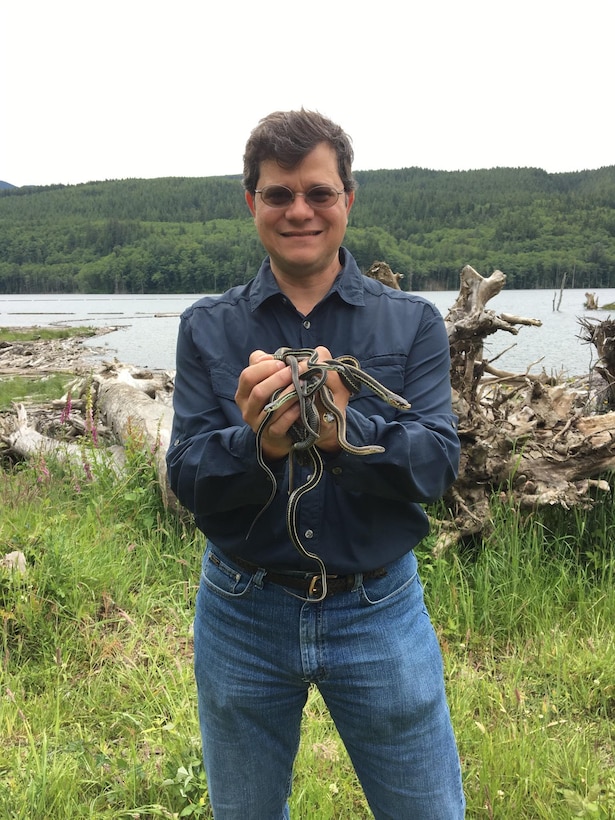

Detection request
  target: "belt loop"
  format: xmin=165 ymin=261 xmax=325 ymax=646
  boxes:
xmin=351 ymin=573 xmax=363 ymax=592
xmin=253 ymin=567 xmax=266 ymax=589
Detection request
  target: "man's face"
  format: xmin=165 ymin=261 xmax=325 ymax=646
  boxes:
xmin=245 ymin=142 xmax=354 ymax=281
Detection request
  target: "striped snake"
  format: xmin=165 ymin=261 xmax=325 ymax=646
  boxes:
xmin=247 ymin=347 xmax=411 ymax=600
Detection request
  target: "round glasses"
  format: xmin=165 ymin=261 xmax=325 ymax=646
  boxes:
xmin=254 ymin=185 xmax=346 ymax=210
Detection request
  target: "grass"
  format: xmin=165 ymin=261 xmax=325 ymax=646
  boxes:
xmin=0 ymin=327 xmax=97 ymax=344
xmin=421 ymin=500 xmax=615 ymax=819
xmin=1 ymin=423 xmax=614 ymax=817
xmin=0 ymin=373 xmax=73 ymax=409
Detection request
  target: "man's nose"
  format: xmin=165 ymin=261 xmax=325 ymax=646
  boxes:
xmin=285 ymin=193 xmax=314 ymax=217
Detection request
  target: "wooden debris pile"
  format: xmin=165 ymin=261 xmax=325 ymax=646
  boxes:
xmin=439 ymin=265 xmax=615 ymax=552
xmin=4 ymin=263 xmax=615 ymax=554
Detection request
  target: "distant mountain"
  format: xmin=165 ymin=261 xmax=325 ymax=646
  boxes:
xmin=0 ymin=167 xmax=614 ymax=294
xmin=0 ymin=180 xmax=16 ymax=190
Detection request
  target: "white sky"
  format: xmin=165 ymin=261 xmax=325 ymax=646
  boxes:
xmin=1 ymin=0 xmax=613 ymax=188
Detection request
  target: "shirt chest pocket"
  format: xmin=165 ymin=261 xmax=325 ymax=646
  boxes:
xmin=210 ymin=365 xmax=243 ymax=422
xmin=346 ymin=356 xmax=406 ymax=419
xmin=209 ymin=357 xmax=407 ymax=421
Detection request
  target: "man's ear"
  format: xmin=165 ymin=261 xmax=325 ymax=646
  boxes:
xmin=245 ymin=190 xmax=256 ymax=216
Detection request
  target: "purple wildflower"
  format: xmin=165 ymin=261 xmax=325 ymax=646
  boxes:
xmin=60 ymin=391 xmax=73 ymax=424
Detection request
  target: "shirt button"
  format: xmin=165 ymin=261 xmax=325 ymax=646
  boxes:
xmin=304 ymin=529 xmax=314 ymax=539
xmin=303 ymin=320 xmax=311 ymax=329
xmin=332 ymin=467 xmax=342 ymax=475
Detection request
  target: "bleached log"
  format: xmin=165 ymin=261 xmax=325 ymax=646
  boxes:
xmin=96 ymin=379 xmax=175 ymax=504
xmin=6 ymin=403 xmax=126 ymax=475
xmin=445 ymin=266 xmax=542 ymax=341
xmin=444 ymin=265 xmax=544 ymax=416
xmin=499 ymin=313 xmax=543 ymax=327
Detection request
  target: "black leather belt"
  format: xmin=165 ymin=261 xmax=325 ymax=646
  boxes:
xmin=230 ymin=555 xmax=387 ymax=598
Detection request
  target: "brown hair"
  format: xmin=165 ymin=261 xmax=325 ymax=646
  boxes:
xmin=242 ymin=109 xmax=356 ymax=194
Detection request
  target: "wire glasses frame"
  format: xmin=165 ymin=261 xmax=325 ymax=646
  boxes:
xmin=254 ymin=184 xmax=346 ymax=210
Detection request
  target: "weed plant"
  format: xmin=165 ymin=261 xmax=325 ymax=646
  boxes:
xmin=1 ymin=440 xmax=614 ymax=817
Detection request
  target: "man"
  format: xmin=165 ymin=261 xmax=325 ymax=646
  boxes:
xmin=166 ymin=109 xmax=465 ymax=819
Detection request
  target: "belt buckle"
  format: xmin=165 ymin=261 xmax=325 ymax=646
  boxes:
xmin=308 ymin=575 xmax=323 ymax=597
xmin=308 ymin=573 xmax=341 ymax=597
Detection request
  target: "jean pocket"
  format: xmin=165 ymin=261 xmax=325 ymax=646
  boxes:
xmin=201 ymin=550 xmax=254 ymax=599
xmin=359 ymin=552 xmax=419 ymax=606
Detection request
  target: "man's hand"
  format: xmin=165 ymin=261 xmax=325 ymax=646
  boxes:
xmin=234 ymin=347 xmax=350 ymax=460
xmin=235 ymin=350 xmax=299 ymax=461
xmin=311 ymin=348 xmax=350 ymax=454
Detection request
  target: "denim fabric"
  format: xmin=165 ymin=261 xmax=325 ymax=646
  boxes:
xmin=193 ymin=544 xmax=465 ymax=819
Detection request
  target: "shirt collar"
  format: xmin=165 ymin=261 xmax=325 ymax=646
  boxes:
xmin=248 ymin=247 xmax=366 ymax=312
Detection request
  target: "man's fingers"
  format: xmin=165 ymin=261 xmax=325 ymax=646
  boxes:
xmin=249 ymin=349 xmax=273 ymax=365
xmin=235 ymin=358 xmax=285 ymax=403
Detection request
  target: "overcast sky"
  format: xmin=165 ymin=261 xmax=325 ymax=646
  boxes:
xmin=1 ymin=0 xmax=613 ymax=188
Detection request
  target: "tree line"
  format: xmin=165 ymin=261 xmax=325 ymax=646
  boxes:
xmin=1 ymin=165 xmax=614 ymax=294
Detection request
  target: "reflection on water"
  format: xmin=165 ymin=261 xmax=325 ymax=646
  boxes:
xmin=2 ymin=290 xmax=614 ymax=375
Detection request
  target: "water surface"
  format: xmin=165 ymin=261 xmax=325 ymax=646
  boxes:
xmin=3 ymin=289 xmax=614 ymax=376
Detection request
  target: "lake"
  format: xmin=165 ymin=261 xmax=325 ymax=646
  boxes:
xmin=2 ymin=288 xmax=615 ymax=377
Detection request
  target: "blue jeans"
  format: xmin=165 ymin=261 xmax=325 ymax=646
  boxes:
xmin=193 ymin=544 xmax=465 ymax=819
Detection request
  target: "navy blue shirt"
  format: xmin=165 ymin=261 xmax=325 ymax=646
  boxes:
xmin=166 ymin=249 xmax=459 ymax=574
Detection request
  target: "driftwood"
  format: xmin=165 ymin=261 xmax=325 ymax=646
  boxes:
xmin=584 ymin=292 xmax=599 ymax=310
xmin=445 ymin=265 xmax=543 ymax=417
xmin=3 ymin=264 xmax=615 ymax=555
xmin=96 ymin=369 xmax=175 ymax=504
xmin=553 ymin=272 xmax=567 ymax=311
xmin=1 ymin=352 xmax=176 ymax=503
xmin=439 ymin=266 xmax=615 ymax=551
xmin=0 ymin=328 xmax=117 ymax=375
xmin=5 ymin=401 xmax=127 ymax=474
xmin=578 ymin=316 xmax=615 ymax=409
xmin=365 ymin=261 xmax=403 ymax=290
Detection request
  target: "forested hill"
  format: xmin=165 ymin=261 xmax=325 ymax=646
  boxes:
xmin=1 ymin=166 xmax=614 ymax=294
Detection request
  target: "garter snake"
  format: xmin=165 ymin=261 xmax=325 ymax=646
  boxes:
xmin=247 ymin=347 xmax=412 ymax=600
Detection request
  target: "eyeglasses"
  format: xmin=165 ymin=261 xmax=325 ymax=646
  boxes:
xmin=254 ymin=185 xmax=346 ymax=210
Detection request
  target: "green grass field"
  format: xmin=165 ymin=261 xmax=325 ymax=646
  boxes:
xmin=1 ymin=425 xmax=613 ymax=818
